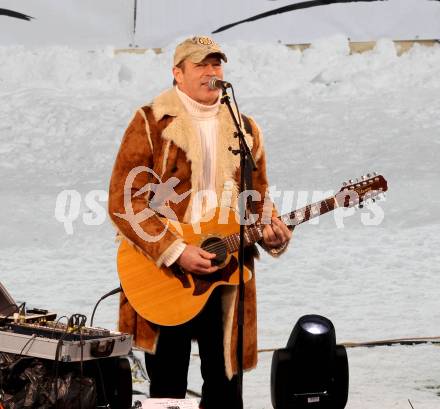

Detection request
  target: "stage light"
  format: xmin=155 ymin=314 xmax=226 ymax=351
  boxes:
xmin=271 ymin=314 xmax=349 ymax=409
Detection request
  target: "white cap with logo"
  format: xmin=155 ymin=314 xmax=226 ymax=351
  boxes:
xmin=173 ymin=36 xmax=227 ymax=66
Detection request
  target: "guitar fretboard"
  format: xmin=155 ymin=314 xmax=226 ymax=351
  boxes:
xmin=278 ymin=196 xmax=337 ymax=228
xmin=222 ymin=196 xmax=338 ymax=253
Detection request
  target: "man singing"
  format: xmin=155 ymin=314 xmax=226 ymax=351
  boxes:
xmin=108 ymin=35 xmax=291 ymax=408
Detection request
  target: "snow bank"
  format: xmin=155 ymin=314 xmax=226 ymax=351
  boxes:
xmin=1 ymin=36 xmax=440 ymax=408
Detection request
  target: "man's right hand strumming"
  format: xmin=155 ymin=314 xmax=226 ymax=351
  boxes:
xmin=176 ymin=244 xmax=219 ymax=275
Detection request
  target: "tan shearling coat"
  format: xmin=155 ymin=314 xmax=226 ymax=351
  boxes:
xmin=108 ymin=87 xmax=283 ymax=378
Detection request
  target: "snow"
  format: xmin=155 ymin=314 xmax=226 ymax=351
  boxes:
xmin=1 ymin=36 xmax=440 ymax=408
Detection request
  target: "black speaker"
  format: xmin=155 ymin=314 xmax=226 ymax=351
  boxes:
xmin=271 ymin=315 xmax=349 ymax=409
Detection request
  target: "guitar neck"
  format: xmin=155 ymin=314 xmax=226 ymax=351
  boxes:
xmin=224 ymin=196 xmax=338 ymax=253
xmin=278 ymin=196 xmax=338 ymax=230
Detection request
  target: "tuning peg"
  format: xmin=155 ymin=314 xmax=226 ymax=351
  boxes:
xmin=349 ymin=179 xmax=354 ymax=184
xmin=342 ymin=182 xmax=348 ymax=187
xmin=373 ymin=172 xmax=378 ymax=176
xmin=361 ymin=175 xmax=367 ymax=181
xmin=366 ymin=173 xmax=372 ymax=178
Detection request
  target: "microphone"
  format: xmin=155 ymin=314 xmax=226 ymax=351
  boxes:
xmin=208 ymin=77 xmax=232 ymax=90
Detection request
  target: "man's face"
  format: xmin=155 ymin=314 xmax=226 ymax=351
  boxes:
xmin=173 ymin=55 xmax=224 ymax=105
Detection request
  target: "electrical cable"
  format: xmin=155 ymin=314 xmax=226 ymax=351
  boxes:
xmin=52 ymin=313 xmax=81 ymax=408
xmin=53 ymin=331 xmax=69 ymax=408
xmin=95 ymin=360 xmax=110 ymax=408
xmin=50 ymin=315 xmax=68 ymax=339
xmin=250 ymin=336 xmax=440 ymax=354
xmin=79 ymin=331 xmax=84 ymax=409
xmin=230 ymin=85 xmax=242 ymax=129
xmin=90 ymin=286 xmax=122 ymax=327
xmin=18 ymin=334 xmax=37 ymax=356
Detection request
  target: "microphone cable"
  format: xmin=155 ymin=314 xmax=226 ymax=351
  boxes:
xmin=230 ymin=85 xmax=242 ymax=129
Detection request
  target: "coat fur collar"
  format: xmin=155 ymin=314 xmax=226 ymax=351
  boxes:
xmin=151 ymin=87 xmax=254 ymax=222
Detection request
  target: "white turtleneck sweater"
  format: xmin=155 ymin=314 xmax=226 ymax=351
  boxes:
xmin=161 ymin=86 xmax=220 ymax=267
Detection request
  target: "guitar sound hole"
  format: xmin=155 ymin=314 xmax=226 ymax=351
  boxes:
xmin=201 ymin=237 xmax=227 ymax=266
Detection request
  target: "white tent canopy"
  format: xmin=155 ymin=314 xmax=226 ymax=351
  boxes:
xmin=1 ymin=0 xmax=439 ymax=48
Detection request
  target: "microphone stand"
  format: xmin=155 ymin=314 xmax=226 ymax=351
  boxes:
xmin=220 ymin=85 xmax=257 ymax=409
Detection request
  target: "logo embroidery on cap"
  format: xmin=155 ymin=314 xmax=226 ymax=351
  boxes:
xmin=197 ymin=36 xmax=214 ymax=46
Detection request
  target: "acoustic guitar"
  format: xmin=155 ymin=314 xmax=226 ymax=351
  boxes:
xmin=117 ymin=174 xmax=388 ymax=326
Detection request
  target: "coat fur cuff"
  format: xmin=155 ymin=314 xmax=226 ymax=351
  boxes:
xmin=155 ymin=238 xmax=185 ymax=267
xmin=259 ymin=239 xmax=289 ymax=258
xmin=162 ymin=241 xmax=187 ymax=267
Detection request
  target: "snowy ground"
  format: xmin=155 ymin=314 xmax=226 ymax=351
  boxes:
xmin=1 ymin=36 xmax=440 ymax=408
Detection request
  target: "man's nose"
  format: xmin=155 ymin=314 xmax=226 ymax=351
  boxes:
xmin=205 ymin=64 xmax=217 ymax=76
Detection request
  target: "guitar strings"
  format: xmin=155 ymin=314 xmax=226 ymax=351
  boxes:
xmin=201 ymin=235 xmax=244 ymax=253
xmin=202 ymin=239 xmax=233 ymax=253
xmin=199 ymin=231 xmax=257 ymax=254
xmin=200 ymin=227 xmax=263 ymax=254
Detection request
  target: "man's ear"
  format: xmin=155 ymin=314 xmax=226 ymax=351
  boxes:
xmin=172 ymin=66 xmax=183 ymax=85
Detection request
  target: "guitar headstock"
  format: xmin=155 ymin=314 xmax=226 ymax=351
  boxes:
xmin=337 ymin=173 xmax=388 ymax=208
